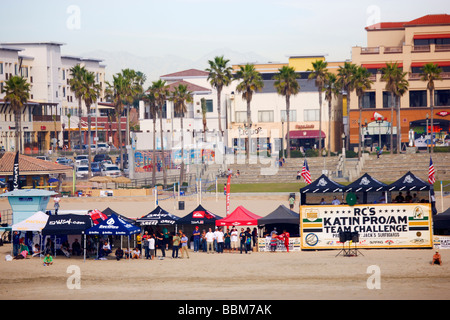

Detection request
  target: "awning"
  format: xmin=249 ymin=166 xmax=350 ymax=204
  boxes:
xmin=288 ymin=130 xmax=326 ymax=139
xmin=411 ymin=61 xmax=450 ymax=68
xmin=362 ymin=63 xmax=404 ymax=69
xmin=414 ymin=33 xmax=450 ymax=40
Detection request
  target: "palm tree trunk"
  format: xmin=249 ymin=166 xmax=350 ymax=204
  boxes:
xmin=15 ymin=110 xmax=21 ymax=153
xmin=217 ymin=88 xmax=223 ymax=136
xmin=78 ymin=99 xmax=83 ymax=148
xmin=152 ymin=117 xmax=156 ymax=187
xmin=87 ymin=107 xmax=92 ymax=178
xmin=358 ymin=96 xmax=362 ymax=159
xmin=346 ymin=93 xmax=351 ymax=149
xmin=396 ymin=96 xmax=401 ymax=154
xmin=286 ymin=95 xmax=291 ymax=159
xmin=117 ymin=110 xmax=123 ymax=171
xmin=159 ymin=110 xmax=167 ymax=188
xmin=318 ymin=88 xmax=323 ymax=156
xmin=390 ymin=92 xmax=394 ymax=155
xmin=246 ymin=100 xmax=251 ymax=163
xmin=328 ymin=100 xmax=332 ymax=157
xmin=179 ymin=118 xmax=185 ymax=187
xmin=430 ymin=89 xmax=434 ymax=154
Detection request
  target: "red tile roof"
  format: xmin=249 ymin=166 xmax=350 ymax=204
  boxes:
xmin=404 ymin=14 xmax=450 ymax=26
xmin=0 ymin=152 xmax=73 ymax=175
xmin=161 ymin=69 xmax=209 ymax=79
xmin=165 ymin=80 xmax=211 ymax=94
xmin=366 ymin=14 xmax=450 ymax=30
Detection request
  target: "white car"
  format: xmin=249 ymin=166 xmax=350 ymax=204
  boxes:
xmin=96 ymin=143 xmax=110 ymax=152
xmin=101 ymin=164 xmax=121 ymax=178
xmin=76 ymin=165 xmax=89 ymax=179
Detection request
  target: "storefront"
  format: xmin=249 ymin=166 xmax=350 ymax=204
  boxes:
xmin=288 ymin=130 xmax=326 ymax=151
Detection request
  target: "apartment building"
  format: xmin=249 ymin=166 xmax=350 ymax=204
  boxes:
xmin=229 ymin=55 xmax=344 ymax=155
xmin=0 ymin=42 xmax=106 ymax=152
xmin=350 ymin=14 xmax=450 ymax=150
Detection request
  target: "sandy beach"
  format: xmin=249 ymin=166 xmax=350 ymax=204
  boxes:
xmin=1 ymin=193 xmax=449 ymax=301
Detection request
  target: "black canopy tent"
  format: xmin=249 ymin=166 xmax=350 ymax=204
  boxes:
xmin=258 ymin=205 xmax=300 ymax=237
xmin=344 ymin=173 xmax=388 ymax=204
xmin=299 ymin=174 xmax=345 ymax=205
xmin=41 ymin=214 xmax=93 ymax=258
xmin=102 ymin=207 xmax=137 ymax=225
xmin=177 ymin=205 xmax=223 ymax=225
xmin=434 ymin=208 xmax=450 ymax=235
xmin=136 ymin=206 xmax=180 ymax=226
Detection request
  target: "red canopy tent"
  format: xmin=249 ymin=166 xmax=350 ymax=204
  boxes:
xmin=216 ymin=206 xmax=262 ymax=227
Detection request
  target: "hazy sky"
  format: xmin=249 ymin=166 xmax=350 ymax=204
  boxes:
xmin=2 ymin=0 xmax=449 ymax=63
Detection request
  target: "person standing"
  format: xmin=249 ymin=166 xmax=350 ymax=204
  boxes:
xmin=239 ymin=228 xmax=248 ymax=254
xmin=180 ymin=233 xmax=189 ymax=259
xmin=281 ymin=230 xmax=290 ymax=252
xmin=53 ymin=195 xmax=61 ymax=215
xmin=148 ymin=235 xmax=155 ymax=260
xmin=245 ymin=228 xmax=252 ymax=253
xmin=156 ymin=231 xmax=165 ymax=259
xmin=192 ymin=226 xmax=201 ymax=253
xmin=289 ymin=195 xmax=295 ymax=210
xmin=216 ymin=227 xmax=225 ymax=254
xmin=230 ymin=228 xmax=239 ymax=253
xmin=172 ymin=232 xmax=180 ymax=259
xmin=205 ymin=228 xmax=215 ymax=254
xmin=136 ymin=233 xmax=142 ymax=256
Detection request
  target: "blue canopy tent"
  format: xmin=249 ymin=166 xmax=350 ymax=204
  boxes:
xmin=83 ymin=214 xmax=141 ymax=261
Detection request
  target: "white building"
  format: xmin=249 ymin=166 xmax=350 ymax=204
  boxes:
xmin=0 ymin=42 xmax=106 ymax=152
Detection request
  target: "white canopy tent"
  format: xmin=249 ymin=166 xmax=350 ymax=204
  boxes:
xmin=11 ymin=211 xmax=49 ymax=258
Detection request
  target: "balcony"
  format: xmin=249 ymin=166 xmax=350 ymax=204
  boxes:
xmin=435 ymin=44 xmax=450 ymax=52
xmin=384 ymin=46 xmax=403 ymax=54
xmin=412 ymin=45 xmax=431 ymax=53
xmin=409 ymin=72 xmax=450 ymax=80
xmin=33 ymin=115 xmax=61 ymax=122
xmin=361 ymin=47 xmax=380 ymax=55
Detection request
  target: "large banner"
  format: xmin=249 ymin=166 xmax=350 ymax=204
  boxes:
xmin=300 ymin=204 xmax=433 ymax=250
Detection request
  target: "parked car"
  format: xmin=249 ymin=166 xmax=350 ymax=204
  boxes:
xmin=76 ymin=165 xmax=89 ymax=179
xmin=101 ymin=164 xmax=121 ymax=178
xmin=96 ymin=143 xmax=110 ymax=152
xmin=73 ymin=144 xmax=88 ymax=150
xmin=36 ymin=156 xmax=50 ymax=161
xmin=93 ymin=154 xmax=112 ymax=163
xmin=75 ymin=155 xmax=90 ymax=166
xmin=115 ymin=154 xmax=129 ymax=168
xmin=91 ymin=162 xmax=101 ymax=176
xmin=57 ymin=157 xmax=74 ymax=167
xmin=76 ymin=159 xmax=89 ymax=167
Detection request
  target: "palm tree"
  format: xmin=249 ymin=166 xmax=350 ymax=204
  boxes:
xmin=273 ymin=66 xmax=300 ymax=158
xmin=337 ymin=62 xmax=358 ymax=149
xmin=121 ymin=69 xmax=145 ymax=146
xmin=381 ymin=63 xmax=407 ymax=154
xmin=152 ymin=79 xmax=169 ymax=187
xmin=308 ymin=60 xmax=328 ymax=156
xmin=323 ymin=72 xmax=340 ymax=157
xmin=201 ymin=98 xmax=208 ymax=142
xmin=69 ymin=64 xmax=86 ymax=149
xmin=170 ymin=84 xmax=193 ymax=186
xmin=81 ymin=70 xmax=101 ymax=178
xmin=2 ymin=76 xmax=31 ymax=153
xmin=206 ymin=56 xmax=234 ymax=136
xmin=143 ymin=86 xmax=158 ymax=187
xmin=353 ymin=67 xmax=374 ymax=159
xmin=235 ymin=64 xmax=264 ymax=162
xmin=420 ymin=63 xmax=442 ymax=154
xmin=105 ymin=73 xmax=128 ymax=170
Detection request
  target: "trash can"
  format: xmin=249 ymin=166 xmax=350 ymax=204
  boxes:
xmin=178 ymin=201 xmax=185 ymax=210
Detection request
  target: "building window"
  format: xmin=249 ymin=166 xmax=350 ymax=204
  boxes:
xmin=281 ymin=110 xmax=297 ymax=122
xmin=435 ymin=90 xmax=450 ymax=107
xmin=258 ymin=110 xmax=274 ymax=123
xmin=0 ymin=62 xmax=3 ymax=74
xmin=304 ymin=109 xmax=320 ymax=121
xmin=362 ymin=92 xmax=376 ymax=109
xmin=235 ymin=111 xmax=247 ymax=123
xmin=383 ymin=92 xmax=394 ymax=109
xmin=410 ymin=90 xmax=427 ymax=107
xmin=206 ymin=99 xmax=213 ymax=113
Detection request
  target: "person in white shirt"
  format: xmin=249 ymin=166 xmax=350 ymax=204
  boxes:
xmin=205 ymin=228 xmax=215 ymax=254
xmin=216 ymin=227 xmax=225 ymax=254
xmin=230 ymin=228 xmax=239 ymax=252
xmin=332 ymin=196 xmax=341 ymax=205
xmin=148 ymin=235 xmax=155 ymax=260
xmin=213 ymin=227 xmax=220 ymax=252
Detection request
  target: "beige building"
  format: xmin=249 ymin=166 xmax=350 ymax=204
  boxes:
xmin=350 ymin=14 xmax=450 ymax=150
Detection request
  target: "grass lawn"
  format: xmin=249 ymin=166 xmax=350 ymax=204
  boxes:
xmin=226 ymin=181 xmax=450 ymax=193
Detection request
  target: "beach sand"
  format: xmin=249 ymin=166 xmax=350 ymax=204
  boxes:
xmin=0 ymin=193 xmax=449 ymax=300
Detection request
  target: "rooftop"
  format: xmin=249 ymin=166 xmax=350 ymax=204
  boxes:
xmin=0 ymin=152 xmax=73 ymax=176
xmin=161 ymin=69 xmax=209 ymax=79
xmin=365 ymin=14 xmax=450 ymax=30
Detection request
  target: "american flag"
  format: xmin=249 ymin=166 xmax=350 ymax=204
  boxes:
xmin=89 ymin=209 xmax=107 ymax=225
xmin=428 ymin=157 xmax=436 ymax=185
xmin=301 ymin=159 xmax=312 ymax=185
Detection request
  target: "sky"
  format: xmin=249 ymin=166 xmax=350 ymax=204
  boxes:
xmin=1 ymin=0 xmax=449 ymax=64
